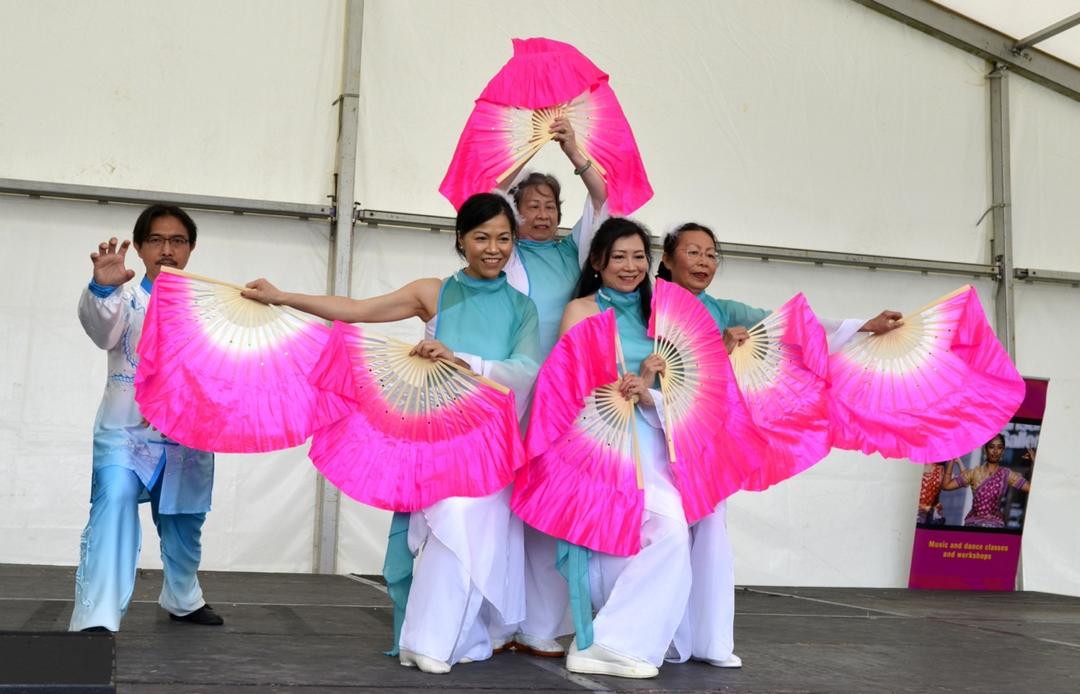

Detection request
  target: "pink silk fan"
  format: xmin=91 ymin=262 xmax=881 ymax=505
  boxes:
xmin=511 ymin=309 xmax=647 ymax=557
xmin=308 ymin=321 xmax=526 ymax=512
xmin=439 ymin=37 xmax=653 ymax=216
xmin=728 ymin=293 xmax=831 ymax=491
xmin=828 ymin=285 xmax=1025 ymax=462
xmin=648 ymin=279 xmax=769 ymax=521
xmin=135 ymin=267 xmax=352 ymax=453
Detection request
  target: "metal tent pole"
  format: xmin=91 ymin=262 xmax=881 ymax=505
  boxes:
xmin=314 ymin=0 xmax=364 ymax=576
xmin=989 ymin=64 xmax=1016 ymax=360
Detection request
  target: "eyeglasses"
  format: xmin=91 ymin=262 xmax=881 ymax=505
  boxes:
xmin=681 ymin=247 xmax=719 ymax=262
xmin=144 ymin=235 xmax=190 ymax=248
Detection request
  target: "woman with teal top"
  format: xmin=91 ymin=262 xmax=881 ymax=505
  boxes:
xmin=657 ymin=222 xmax=902 ymax=670
xmin=502 ymin=116 xmax=609 ymax=356
xmin=243 ymin=193 xmax=541 ymax=674
xmin=499 ymin=118 xmax=611 ymax=658
xmin=555 ymin=218 xmax=692 ymax=679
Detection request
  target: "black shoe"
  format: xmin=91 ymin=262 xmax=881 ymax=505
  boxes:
xmin=169 ymin=604 xmax=224 ymax=626
xmin=80 ymin=626 xmax=112 ymax=633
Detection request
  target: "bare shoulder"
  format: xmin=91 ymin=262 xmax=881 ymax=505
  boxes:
xmin=403 ymin=277 xmax=444 ymax=321
xmin=559 ymin=295 xmax=600 ymax=336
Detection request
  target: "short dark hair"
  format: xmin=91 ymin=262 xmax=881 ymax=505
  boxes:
xmin=132 ymin=204 xmax=197 ymax=248
xmin=511 ymin=172 xmax=563 ymax=224
xmin=574 ymin=217 xmax=653 ymax=323
xmin=454 ymin=193 xmax=517 ymax=258
xmin=657 ymin=222 xmax=719 ymax=281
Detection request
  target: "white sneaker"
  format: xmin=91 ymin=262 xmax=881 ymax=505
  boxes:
xmin=565 ymin=640 xmax=658 ymax=679
xmin=399 ymin=648 xmax=451 ymax=674
xmin=704 ymin=653 xmax=742 ymax=668
xmin=514 ymin=632 xmax=565 ymax=656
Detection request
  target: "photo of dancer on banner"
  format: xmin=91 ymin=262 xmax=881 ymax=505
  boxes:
xmin=909 ymin=377 xmax=1047 ymax=590
xmin=917 ymin=424 xmax=1036 ymax=530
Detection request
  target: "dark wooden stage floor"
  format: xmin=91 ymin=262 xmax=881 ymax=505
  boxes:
xmin=1 ymin=563 xmax=1078 ymax=693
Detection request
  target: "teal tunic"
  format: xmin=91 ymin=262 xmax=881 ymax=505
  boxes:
xmin=436 ymin=270 xmax=541 ymax=364
xmin=509 ymin=199 xmax=607 ymax=357
xmin=698 ymin=293 xmax=770 ymax=332
xmin=517 ymin=237 xmax=582 ymax=356
xmin=595 ymin=287 xmax=653 ymax=374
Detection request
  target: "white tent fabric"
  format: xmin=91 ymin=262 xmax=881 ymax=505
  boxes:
xmin=1010 ymin=74 xmax=1080 ymax=270
xmin=0 ymin=0 xmax=1078 ymax=592
xmin=0 ymin=0 xmax=343 ymax=202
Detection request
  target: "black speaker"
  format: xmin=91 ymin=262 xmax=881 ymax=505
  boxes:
xmin=0 ymin=631 xmax=114 ymax=693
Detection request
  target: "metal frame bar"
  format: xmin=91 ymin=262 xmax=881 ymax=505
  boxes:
xmin=1014 ymin=268 xmax=1080 ymax=287
xmin=1014 ymin=11 xmax=1080 ymax=53
xmin=358 ymin=208 xmax=998 ymax=278
xmin=851 ymin=0 xmax=1080 ymax=103
xmin=0 ymin=177 xmax=331 ymax=220
xmin=989 ymin=64 xmax=1017 ymax=359
xmin=314 ymin=0 xmax=365 ymax=576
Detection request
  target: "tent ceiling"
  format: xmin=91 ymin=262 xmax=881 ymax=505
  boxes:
xmin=939 ymin=0 xmax=1080 ymax=66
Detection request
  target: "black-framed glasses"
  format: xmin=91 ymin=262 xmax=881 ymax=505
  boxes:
xmin=144 ymin=235 xmax=190 ymax=248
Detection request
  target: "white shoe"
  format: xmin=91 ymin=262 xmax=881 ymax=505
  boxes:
xmin=703 ymin=653 xmax=742 ymax=668
xmin=565 ymin=640 xmax=658 ymax=679
xmin=399 ymin=648 xmax=451 ymax=674
xmin=514 ymin=632 xmax=565 ymax=656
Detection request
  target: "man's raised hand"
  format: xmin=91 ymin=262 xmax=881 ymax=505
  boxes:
xmin=91 ymin=238 xmax=136 ymax=286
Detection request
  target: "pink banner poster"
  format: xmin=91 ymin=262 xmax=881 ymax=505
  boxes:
xmin=908 ymin=377 xmax=1047 ymax=590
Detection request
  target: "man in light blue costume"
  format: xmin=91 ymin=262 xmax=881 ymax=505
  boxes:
xmin=70 ymin=204 xmax=223 ymax=633
xmin=499 ymin=117 xmax=609 ymax=657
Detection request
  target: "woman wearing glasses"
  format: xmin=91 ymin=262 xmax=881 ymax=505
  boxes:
xmin=657 ymin=222 xmax=901 ymax=670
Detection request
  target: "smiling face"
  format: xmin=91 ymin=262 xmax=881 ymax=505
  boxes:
xmin=517 ymin=183 xmax=560 ymax=242
xmin=661 ymin=229 xmax=719 ymax=294
xmin=135 ymin=215 xmax=193 ymax=280
xmin=595 ymin=233 xmax=650 ymax=293
xmin=459 ymin=213 xmax=514 ymax=280
xmin=985 ymin=436 xmax=1005 ymax=465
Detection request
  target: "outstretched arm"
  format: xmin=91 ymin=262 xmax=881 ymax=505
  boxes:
xmin=242 ymin=277 xmax=442 ymax=324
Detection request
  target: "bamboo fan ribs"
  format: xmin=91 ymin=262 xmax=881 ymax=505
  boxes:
xmin=729 ymin=316 xmax=785 ymax=394
xmin=647 ymin=279 xmax=771 ymax=522
xmin=828 ymin=285 xmax=1025 ymax=462
xmin=307 ymin=321 xmax=525 ymax=512
xmin=496 ymin=93 xmax=609 ymax=184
